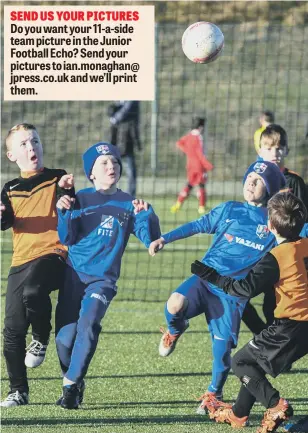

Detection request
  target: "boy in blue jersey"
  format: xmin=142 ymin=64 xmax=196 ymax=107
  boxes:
xmin=55 ymin=142 xmax=160 ymax=409
xmin=149 ymin=161 xmax=285 ymax=416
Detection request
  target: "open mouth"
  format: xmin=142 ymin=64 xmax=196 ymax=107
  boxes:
xmin=30 ymin=155 xmax=38 ymax=163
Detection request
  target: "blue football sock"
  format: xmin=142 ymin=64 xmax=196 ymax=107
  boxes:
xmin=165 ymin=303 xmax=187 ymax=335
xmin=208 ymin=337 xmax=232 ymax=396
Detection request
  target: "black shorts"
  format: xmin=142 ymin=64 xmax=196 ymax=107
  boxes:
xmin=4 ymin=253 xmax=66 ymax=332
xmin=244 ymin=318 xmax=308 ymax=377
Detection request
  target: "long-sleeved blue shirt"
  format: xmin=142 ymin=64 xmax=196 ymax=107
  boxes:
xmin=163 ymin=201 xmax=308 ymax=302
xmin=57 ymin=188 xmax=160 ymax=285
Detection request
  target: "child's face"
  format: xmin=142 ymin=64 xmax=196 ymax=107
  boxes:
xmin=258 ymin=142 xmax=286 ymax=168
xmin=243 ymin=172 xmax=267 ymax=204
xmin=7 ymin=128 xmax=43 ymax=171
xmin=90 ymin=155 xmax=121 ymax=190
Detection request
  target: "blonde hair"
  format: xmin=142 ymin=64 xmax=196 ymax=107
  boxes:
xmin=5 ymin=123 xmax=37 ymax=150
xmin=260 ymin=124 xmax=288 ymax=151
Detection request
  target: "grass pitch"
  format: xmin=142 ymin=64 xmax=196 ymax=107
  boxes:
xmin=1 ymin=196 xmax=308 ymax=432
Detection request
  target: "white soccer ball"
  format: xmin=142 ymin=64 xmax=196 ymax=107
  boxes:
xmin=182 ymin=22 xmax=224 ymax=64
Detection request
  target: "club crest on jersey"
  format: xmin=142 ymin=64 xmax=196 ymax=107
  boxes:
xmin=256 ymin=224 xmax=269 ymax=239
xmin=96 ymin=144 xmax=110 ymax=155
xmin=253 ymin=162 xmax=267 ymax=174
xmin=117 ymin=212 xmax=130 ymax=227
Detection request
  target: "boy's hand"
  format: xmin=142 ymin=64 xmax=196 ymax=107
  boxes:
xmin=56 ymin=195 xmax=75 ymax=211
xmin=149 ymin=238 xmax=165 ymax=256
xmin=191 ymin=260 xmax=217 ymax=280
xmin=58 ymin=174 xmax=74 ymax=189
xmin=132 ymin=199 xmax=149 ymax=214
xmin=0 ymin=201 xmax=5 ymax=219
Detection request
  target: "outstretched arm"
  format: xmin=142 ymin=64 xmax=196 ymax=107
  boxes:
xmin=191 ymin=252 xmax=280 ymax=298
xmin=133 ymin=205 xmax=161 ymax=248
xmin=162 ymin=202 xmax=227 ymax=245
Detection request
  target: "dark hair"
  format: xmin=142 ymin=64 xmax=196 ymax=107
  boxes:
xmin=267 ymin=192 xmax=307 ymax=238
xmin=260 ymin=124 xmax=289 ymax=153
xmin=261 ymin=110 xmax=275 ymax=123
xmin=192 ymin=116 xmax=206 ymax=129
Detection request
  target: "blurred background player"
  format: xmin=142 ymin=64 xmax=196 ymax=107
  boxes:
xmin=171 ymin=116 xmax=213 ymax=215
xmin=258 ymin=124 xmax=308 ymax=216
xmin=254 ymin=110 xmax=275 ymax=153
xmin=242 ymin=124 xmax=308 ymax=336
xmin=108 ymin=101 xmax=141 ymax=197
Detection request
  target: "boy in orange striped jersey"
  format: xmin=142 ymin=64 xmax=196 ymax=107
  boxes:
xmin=171 ymin=117 xmax=213 ymax=215
xmin=192 ymin=192 xmax=308 ymax=432
xmin=242 ymin=124 xmax=308 ymax=337
xmin=0 ymin=123 xmax=74 ymax=407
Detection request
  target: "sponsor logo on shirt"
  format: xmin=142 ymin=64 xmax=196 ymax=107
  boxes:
xmin=224 ymin=233 xmax=264 ymax=251
xmin=224 ymin=233 xmax=234 ymax=242
xmin=235 ymin=237 xmax=264 ymax=251
xmin=9 ymin=183 xmax=20 ymax=190
xmin=98 ymin=215 xmax=114 ymax=236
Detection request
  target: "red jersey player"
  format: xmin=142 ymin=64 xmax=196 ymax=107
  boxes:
xmin=171 ymin=117 xmax=213 ymax=214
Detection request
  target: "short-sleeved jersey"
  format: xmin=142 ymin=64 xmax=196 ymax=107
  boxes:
xmin=1 ymin=167 xmax=68 ymax=266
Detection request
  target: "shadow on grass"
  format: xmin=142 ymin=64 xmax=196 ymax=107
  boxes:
xmin=0 ymin=412 xmax=270 ymax=427
xmin=2 ymin=369 xmax=307 ymax=382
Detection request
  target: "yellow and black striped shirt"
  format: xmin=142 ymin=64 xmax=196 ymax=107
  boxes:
xmin=1 ymin=167 xmax=68 ymax=266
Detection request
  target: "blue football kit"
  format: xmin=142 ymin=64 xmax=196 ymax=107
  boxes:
xmin=55 ymin=188 xmax=160 ymax=383
xmin=162 ymin=200 xmax=307 ymax=396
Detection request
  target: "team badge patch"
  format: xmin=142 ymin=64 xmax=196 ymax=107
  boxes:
xmin=100 ymin=215 xmax=114 ymax=229
xmin=253 ymin=162 xmax=267 ymax=174
xmin=256 ymin=224 xmax=269 ymax=239
xmin=96 ymin=144 xmax=110 ymax=155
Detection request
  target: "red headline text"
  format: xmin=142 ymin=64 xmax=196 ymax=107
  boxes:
xmin=10 ymin=10 xmax=140 ymax=22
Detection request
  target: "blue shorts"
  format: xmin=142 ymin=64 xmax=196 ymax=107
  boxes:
xmin=55 ymin=265 xmax=116 ymax=334
xmin=174 ymin=275 xmax=246 ymax=347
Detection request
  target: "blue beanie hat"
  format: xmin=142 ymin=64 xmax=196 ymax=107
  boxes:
xmin=82 ymin=142 xmax=122 ymax=181
xmin=243 ymin=161 xmax=286 ymax=198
